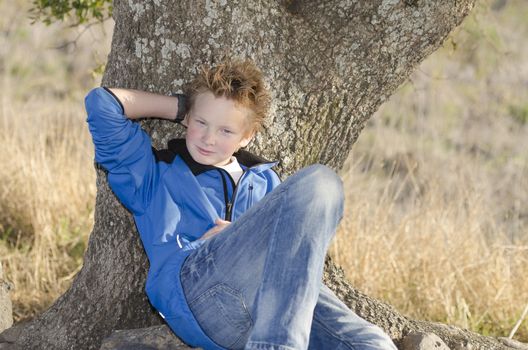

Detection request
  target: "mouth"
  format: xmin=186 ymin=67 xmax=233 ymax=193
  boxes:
xmin=197 ymin=146 xmax=214 ymax=156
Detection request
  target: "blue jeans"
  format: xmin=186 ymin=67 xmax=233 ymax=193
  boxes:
xmin=181 ymin=165 xmax=397 ymax=350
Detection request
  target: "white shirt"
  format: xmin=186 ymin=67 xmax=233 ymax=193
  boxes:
xmin=217 ymin=156 xmax=244 ymax=184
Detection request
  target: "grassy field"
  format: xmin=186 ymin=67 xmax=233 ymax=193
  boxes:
xmin=0 ymin=0 xmax=107 ymax=321
xmin=1 ymin=0 xmax=527 ymax=343
xmin=331 ymin=1 xmax=528 ymax=340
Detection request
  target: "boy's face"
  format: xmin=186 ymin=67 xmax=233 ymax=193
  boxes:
xmin=184 ymin=91 xmax=253 ymax=167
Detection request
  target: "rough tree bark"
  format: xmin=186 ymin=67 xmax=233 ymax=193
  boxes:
xmin=1 ymin=0 xmax=513 ymax=349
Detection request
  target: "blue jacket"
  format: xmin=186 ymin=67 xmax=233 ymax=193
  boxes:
xmin=85 ymin=87 xmax=281 ymax=349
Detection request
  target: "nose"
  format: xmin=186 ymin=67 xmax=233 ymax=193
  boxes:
xmin=202 ymin=128 xmax=215 ymax=146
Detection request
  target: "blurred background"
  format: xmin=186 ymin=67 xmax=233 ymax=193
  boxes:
xmin=0 ymin=0 xmax=526 ymax=342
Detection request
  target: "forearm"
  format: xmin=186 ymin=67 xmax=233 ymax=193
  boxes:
xmin=108 ymin=88 xmax=179 ymax=120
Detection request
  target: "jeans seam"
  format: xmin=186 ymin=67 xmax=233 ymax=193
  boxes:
xmin=250 ymin=184 xmax=287 ymax=307
xmin=312 ymin=315 xmax=357 ymax=350
xmin=214 ymin=285 xmax=254 ymax=333
xmin=187 ymin=284 xmax=253 ymax=327
xmin=187 ymin=283 xmax=253 ymax=348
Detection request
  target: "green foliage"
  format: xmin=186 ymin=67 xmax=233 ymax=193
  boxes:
xmin=91 ymin=62 xmax=106 ymax=80
xmin=509 ymin=103 xmax=528 ymax=125
xmin=0 ymin=226 xmax=17 ymax=246
xmin=30 ymin=0 xmax=112 ymax=26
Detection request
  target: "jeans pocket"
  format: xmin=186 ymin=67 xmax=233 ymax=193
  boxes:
xmin=188 ymin=283 xmax=252 ymax=350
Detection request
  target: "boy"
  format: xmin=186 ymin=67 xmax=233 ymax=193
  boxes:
xmin=86 ymin=59 xmax=396 ymax=349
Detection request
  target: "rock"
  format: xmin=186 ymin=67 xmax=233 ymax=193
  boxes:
xmin=0 ymin=263 xmax=13 ymax=333
xmin=452 ymin=342 xmax=473 ymax=350
xmin=99 ymin=325 xmax=198 ymax=350
xmin=0 ymin=325 xmax=21 ymax=344
xmin=498 ymin=337 xmax=528 ymax=350
xmin=402 ymin=332 xmax=451 ymax=350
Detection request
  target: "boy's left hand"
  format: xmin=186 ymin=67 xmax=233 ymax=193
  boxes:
xmin=200 ymin=219 xmax=231 ymax=240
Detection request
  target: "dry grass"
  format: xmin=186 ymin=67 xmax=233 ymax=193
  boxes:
xmin=331 ymin=1 xmax=528 ymax=340
xmin=0 ymin=93 xmax=96 ymax=320
xmin=333 ymin=160 xmax=528 ymax=339
xmin=0 ymin=0 xmax=527 ymax=343
xmin=0 ymin=0 xmax=107 ymax=320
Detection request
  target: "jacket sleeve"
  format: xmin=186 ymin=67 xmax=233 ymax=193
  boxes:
xmin=85 ymin=87 xmax=160 ymax=215
xmin=266 ymin=167 xmax=281 ymax=193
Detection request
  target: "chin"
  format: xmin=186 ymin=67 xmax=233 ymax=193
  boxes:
xmin=192 ymin=154 xmax=213 ymax=165
xmin=191 ymin=153 xmax=218 ymax=167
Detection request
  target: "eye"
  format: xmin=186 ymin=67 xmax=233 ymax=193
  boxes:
xmin=221 ymin=128 xmax=233 ymax=135
xmin=195 ymin=119 xmax=206 ymax=125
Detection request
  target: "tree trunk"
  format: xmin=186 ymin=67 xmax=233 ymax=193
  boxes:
xmin=2 ymin=1 xmax=509 ymax=349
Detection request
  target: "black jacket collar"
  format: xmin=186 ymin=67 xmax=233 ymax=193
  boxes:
xmin=154 ymin=138 xmax=274 ymax=176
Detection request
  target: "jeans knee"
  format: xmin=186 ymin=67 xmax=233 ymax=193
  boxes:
xmin=299 ymin=164 xmax=344 ymax=211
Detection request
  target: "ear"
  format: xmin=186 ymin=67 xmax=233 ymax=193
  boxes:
xmin=238 ymin=131 xmax=254 ymax=149
xmin=181 ymin=114 xmax=189 ymax=127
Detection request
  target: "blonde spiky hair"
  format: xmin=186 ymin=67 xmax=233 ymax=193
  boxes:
xmin=186 ymin=59 xmax=271 ymax=134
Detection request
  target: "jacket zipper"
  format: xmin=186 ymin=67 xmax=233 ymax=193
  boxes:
xmin=218 ymin=162 xmax=278 ymax=221
xmin=216 ymin=169 xmax=235 ymax=220
xmin=226 ymin=162 xmax=273 ymax=221
xmin=247 ymin=183 xmax=254 ymax=205
xmin=225 ymin=169 xmax=248 ymax=221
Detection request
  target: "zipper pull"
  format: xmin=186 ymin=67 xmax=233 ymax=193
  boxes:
xmin=226 ymin=202 xmax=233 ymax=220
